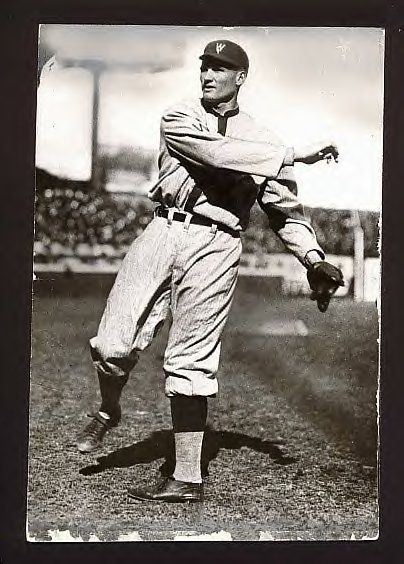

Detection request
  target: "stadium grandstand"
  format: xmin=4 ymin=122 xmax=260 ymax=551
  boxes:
xmin=34 ymin=167 xmax=379 ymax=298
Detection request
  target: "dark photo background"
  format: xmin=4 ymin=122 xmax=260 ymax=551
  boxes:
xmin=4 ymin=7 xmax=404 ymax=558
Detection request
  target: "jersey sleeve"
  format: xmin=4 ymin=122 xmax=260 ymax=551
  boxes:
xmin=257 ymin=177 xmax=325 ymax=267
xmin=161 ymin=103 xmax=288 ymax=179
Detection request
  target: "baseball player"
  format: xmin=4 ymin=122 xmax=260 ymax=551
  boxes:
xmin=76 ymin=40 xmax=344 ymax=503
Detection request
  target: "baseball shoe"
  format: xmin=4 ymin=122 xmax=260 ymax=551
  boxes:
xmin=76 ymin=409 xmax=121 ymax=453
xmin=128 ymin=476 xmax=203 ymax=503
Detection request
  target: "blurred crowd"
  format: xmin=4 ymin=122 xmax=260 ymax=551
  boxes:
xmin=34 ymin=176 xmax=379 ymax=265
xmin=34 ymin=182 xmax=153 ymax=263
xmin=243 ymin=205 xmax=379 ymax=258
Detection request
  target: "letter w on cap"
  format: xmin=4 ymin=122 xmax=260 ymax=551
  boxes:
xmin=216 ymin=42 xmax=225 ymax=54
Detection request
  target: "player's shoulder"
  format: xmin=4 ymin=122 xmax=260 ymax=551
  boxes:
xmin=162 ymin=98 xmax=203 ymax=119
xmin=238 ymin=108 xmax=284 ymax=144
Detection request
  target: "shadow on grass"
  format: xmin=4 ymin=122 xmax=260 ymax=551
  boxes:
xmin=79 ymin=426 xmax=297 ymax=477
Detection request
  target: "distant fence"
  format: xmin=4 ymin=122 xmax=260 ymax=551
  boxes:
xmin=33 ymin=251 xmax=380 ymax=302
xmin=33 ymin=269 xmax=284 ymax=299
xmin=239 ymin=253 xmax=379 ymax=302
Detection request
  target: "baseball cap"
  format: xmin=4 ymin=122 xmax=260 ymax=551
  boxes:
xmin=200 ymin=40 xmax=249 ymax=72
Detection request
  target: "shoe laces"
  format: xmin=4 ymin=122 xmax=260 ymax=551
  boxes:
xmin=156 ymin=477 xmax=171 ymax=492
xmin=84 ymin=414 xmax=108 ymax=438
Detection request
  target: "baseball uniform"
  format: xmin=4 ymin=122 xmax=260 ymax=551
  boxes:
xmin=90 ymin=97 xmax=325 ymax=397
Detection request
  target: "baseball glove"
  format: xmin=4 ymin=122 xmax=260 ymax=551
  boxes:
xmin=307 ymin=261 xmax=345 ymax=313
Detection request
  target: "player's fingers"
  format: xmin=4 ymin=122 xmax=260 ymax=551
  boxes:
xmin=325 ymin=144 xmax=339 ymax=160
xmin=322 ymin=149 xmax=338 ymax=164
xmin=316 ymin=291 xmax=332 ymax=312
xmin=317 ymin=297 xmax=330 ymax=313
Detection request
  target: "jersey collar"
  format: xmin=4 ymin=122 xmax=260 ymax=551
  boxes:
xmin=201 ymin=99 xmax=240 ymax=118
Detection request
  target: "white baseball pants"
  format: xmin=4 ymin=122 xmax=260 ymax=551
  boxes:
xmin=90 ymin=212 xmax=242 ymax=397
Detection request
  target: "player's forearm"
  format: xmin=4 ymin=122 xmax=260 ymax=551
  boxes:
xmin=273 ymin=220 xmax=325 ymax=267
xmin=162 ymin=110 xmax=288 ymax=179
xmin=258 ymin=179 xmax=325 ymax=266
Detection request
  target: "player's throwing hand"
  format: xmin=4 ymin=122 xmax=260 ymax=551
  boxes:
xmin=294 ymin=141 xmax=339 ymax=165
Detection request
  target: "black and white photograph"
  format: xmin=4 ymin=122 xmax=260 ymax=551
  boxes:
xmin=29 ymin=25 xmax=382 ymax=542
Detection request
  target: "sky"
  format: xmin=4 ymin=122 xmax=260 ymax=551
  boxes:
xmin=36 ymin=25 xmax=384 ymax=211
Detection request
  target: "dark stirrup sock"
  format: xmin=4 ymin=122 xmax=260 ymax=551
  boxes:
xmin=170 ymin=396 xmax=208 ymax=483
xmin=170 ymin=396 xmax=208 ymax=432
xmin=98 ymin=372 xmax=128 ymax=417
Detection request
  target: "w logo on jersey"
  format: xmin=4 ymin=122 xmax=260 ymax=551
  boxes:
xmin=216 ymin=42 xmax=226 ymax=54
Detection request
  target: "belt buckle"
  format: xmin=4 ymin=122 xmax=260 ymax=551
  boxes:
xmin=183 ymin=212 xmax=192 ymax=231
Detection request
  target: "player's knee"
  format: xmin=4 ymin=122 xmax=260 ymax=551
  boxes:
xmin=89 ymin=340 xmax=139 ymax=378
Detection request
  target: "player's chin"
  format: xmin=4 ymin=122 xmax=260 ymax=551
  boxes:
xmin=202 ymin=90 xmax=218 ymax=103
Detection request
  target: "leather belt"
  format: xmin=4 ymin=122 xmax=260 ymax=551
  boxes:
xmin=155 ymin=207 xmax=240 ymax=237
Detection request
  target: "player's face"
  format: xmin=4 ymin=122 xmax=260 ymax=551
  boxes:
xmin=200 ymin=59 xmax=246 ymax=104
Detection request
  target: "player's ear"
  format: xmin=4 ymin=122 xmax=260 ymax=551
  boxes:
xmin=236 ymin=70 xmax=247 ymax=86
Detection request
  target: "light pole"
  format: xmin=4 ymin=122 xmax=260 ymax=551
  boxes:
xmin=351 ymin=209 xmax=365 ymax=302
xmin=41 ymin=41 xmax=182 ymax=191
xmin=89 ymin=61 xmax=105 ymax=191
xmin=61 ymin=58 xmax=107 ymax=191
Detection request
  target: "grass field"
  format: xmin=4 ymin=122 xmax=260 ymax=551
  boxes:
xmin=28 ymin=277 xmax=379 ymax=541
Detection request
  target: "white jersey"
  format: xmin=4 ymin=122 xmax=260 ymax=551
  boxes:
xmin=149 ymin=97 xmax=324 ymax=267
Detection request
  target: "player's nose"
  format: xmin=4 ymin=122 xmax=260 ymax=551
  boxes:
xmin=204 ymin=68 xmax=215 ymax=81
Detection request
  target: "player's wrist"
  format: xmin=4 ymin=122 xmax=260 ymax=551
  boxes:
xmin=293 ymin=145 xmax=308 ymax=163
xmin=294 ymin=146 xmax=317 ymax=164
xmin=304 ymin=250 xmax=325 ymax=269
